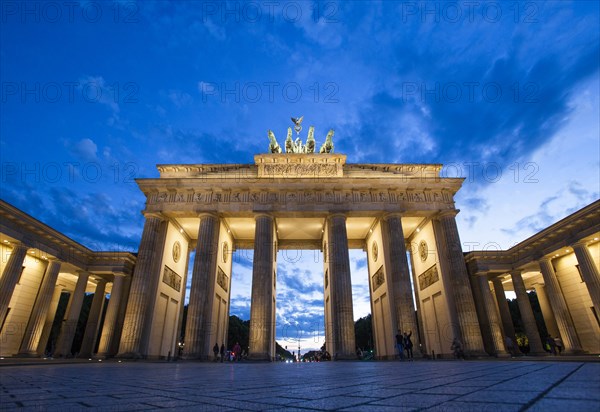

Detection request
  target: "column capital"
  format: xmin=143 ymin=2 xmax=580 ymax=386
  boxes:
xmin=4 ymin=241 xmax=29 ymax=252
xmin=93 ymin=277 xmax=108 ymax=285
xmin=327 ymin=212 xmax=347 ymax=221
xmin=538 ymin=256 xmax=553 ymax=264
xmin=474 ymin=271 xmax=489 ymax=277
xmin=198 ymin=212 xmax=219 ymax=220
xmin=572 ymin=238 xmax=591 ymax=248
xmin=437 ymin=209 xmax=459 ymax=219
xmin=142 ymin=211 xmax=165 ymax=221
xmin=382 ymin=212 xmax=404 ymax=221
xmin=509 ymin=269 xmax=522 ymax=277
xmin=254 ymin=213 xmax=274 ymax=221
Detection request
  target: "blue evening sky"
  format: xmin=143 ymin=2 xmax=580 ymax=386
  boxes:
xmin=1 ymin=1 xmax=598 ymax=351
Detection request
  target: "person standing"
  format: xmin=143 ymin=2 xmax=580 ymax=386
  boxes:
xmin=395 ymin=330 xmax=405 ymax=360
xmin=554 ymin=336 xmax=563 ymax=355
xmin=220 ymin=343 xmax=226 ymax=363
xmin=451 ymin=337 xmax=465 ymax=359
xmin=233 ymin=342 xmax=242 ymax=361
xmin=545 ymin=335 xmax=557 ymax=355
xmin=403 ymin=331 xmax=413 ymax=359
xmin=213 ymin=343 xmax=220 ymax=362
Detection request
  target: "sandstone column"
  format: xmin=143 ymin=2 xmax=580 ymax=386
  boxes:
xmin=478 ymin=275 xmax=508 ymax=356
xmin=78 ymin=278 xmax=107 ymax=357
xmin=327 ymin=214 xmax=355 ymax=360
xmin=381 ymin=213 xmax=419 ymax=351
xmin=36 ymin=286 xmax=63 ymax=355
xmin=510 ymin=270 xmax=545 ymax=354
xmin=18 ymin=260 xmax=62 ymax=356
xmin=533 ymin=283 xmax=559 ymax=338
xmin=118 ymin=213 xmax=166 ymax=358
xmin=572 ymin=240 xmax=600 ymax=312
xmin=248 ymin=214 xmax=276 ymax=360
xmin=539 ymin=258 xmax=583 ymax=353
xmin=54 ymin=270 xmax=89 ymax=357
xmin=110 ymin=275 xmax=132 ymax=356
xmin=184 ymin=213 xmax=220 ymax=359
xmin=491 ymin=277 xmax=516 ymax=342
xmin=0 ymin=242 xmax=29 ymax=329
xmin=436 ymin=210 xmax=485 ymax=354
xmin=96 ymin=274 xmax=125 ymax=358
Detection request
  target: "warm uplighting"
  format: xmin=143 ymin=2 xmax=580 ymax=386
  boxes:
xmin=416 ymin=228 xmax=421 ymax=233
xmin=3 ymin=240 xmax=8 ymax=243
xmin=594 ymin=237 xmax=599 ymax=241
xmin=179 ymin=228 xmax=183 ymax=233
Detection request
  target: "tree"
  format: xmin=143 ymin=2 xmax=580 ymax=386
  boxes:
xmin=354 ymin=314 xmax=373 ymax=351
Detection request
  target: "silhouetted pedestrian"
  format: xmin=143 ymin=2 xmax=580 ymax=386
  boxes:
xmin=220 ymin=343 xmax=226 ymax=363
xmin=504 ymin=336 xmax=517 ymax=356
xmin=554 ymin=337 xmax=563 ymax=355
xmin=395 ymin=330 xmax=405 ymax=360
xmin=451 ymin=338 xmax=465 ymax=359
xmin=403 ymin=331 xmax=413 ymax=359
xmin=213 ymin=342 xmax=220 ymax=361
xmin=233 ymin=342 xmax=242 ymax=361
xmin=545 ymin=335 xmax=557 ymax=355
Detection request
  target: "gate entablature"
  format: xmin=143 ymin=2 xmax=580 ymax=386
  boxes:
xmin=138 ymin=154 xmax=462 ymax=217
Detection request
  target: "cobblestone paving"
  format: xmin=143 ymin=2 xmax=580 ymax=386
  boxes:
xmin=1 ymin=360 xmax=599 ymax=411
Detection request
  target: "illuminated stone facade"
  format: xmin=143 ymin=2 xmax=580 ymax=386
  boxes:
xmin=1 ymin=154 xmax=598 ymax=360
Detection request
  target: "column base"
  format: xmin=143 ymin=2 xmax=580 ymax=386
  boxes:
xmin=562 ymin=349 xmax=587 ymax=355
xmin=333 ymin=353 xmax=358 ymax=360
xmin=182 ymin=354 xmax=209 ymax=361
xmin=247 ymin=353 xmax=272 ymax=362
xmin=116 ymin=351 xmax=145 ymax=359
xmin=14 ymin=352 xmax=42 ymax=358
xmin=464 ymin=350 xmax=488 ymax=358
xmin=495 ymin=352 xmax=512 ymax=358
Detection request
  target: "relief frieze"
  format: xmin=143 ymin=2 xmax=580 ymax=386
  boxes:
xmin=149 ymin=189 xmax=453 ymax=206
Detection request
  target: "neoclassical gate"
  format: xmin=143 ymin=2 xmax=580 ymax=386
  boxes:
xmin=117 ymin=129 xmax=486 ymax=360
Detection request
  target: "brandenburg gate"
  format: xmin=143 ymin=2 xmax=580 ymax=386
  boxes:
xmin=117 ymin=120 xmax=487 ymax=360
xmin=2 ymin=120 xmax=598 ymax=360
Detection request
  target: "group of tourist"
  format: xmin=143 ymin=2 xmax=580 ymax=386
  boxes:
xmin=395 ymin=330 xmax=414 ymax=360
xmin=212 ymin=342 xmax=245 ymax=362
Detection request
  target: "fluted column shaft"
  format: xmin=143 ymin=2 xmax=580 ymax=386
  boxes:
xmin=492 ymin=277 xmax=516 ymax=342
xmin=572 ymin=241 xmax=600 ymax=312
xmin=539 ymin=258 xmax=583 ymax=353
xmin=79 ymin=279 xmax=107 ymax=357
xmin=96 ymin=275 xmax=125 ymax=357
xmin=0 ymin=243 xmax=29 ymax=329
xmin=382 ymin=214 xmax=419 ymax=350
xmin=118 ymin=214 xmax=166 ymax=358
xmin=248 ymin=214 xmax=275 ymax=360
xmin=36 ymin=287 xmax=63 ymax=355
xmin=533 ymin=284 xmax=559 ymax=338
xmin=511 ymin=270 xmax=545 ymax=354
xmin=436 ymin=211 xmax=485 ymax=354
xmin=110 ymin=276 xmax=132 ymax=356
xmin=327 ymin=214 xmax=355 ymax=359
xmin=18 ymin=260 xmax=62 ymax=356
xmin=184 ymin=214 xmax=220 ymax=359
xmin=54 ymin=271 xmax=89 ymax=357
xmin=478 ymin=276 xmax=508 ymax=356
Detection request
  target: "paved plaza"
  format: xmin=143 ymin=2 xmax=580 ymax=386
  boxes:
xmin=1 ymin=359 xmax=599 ymax=411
